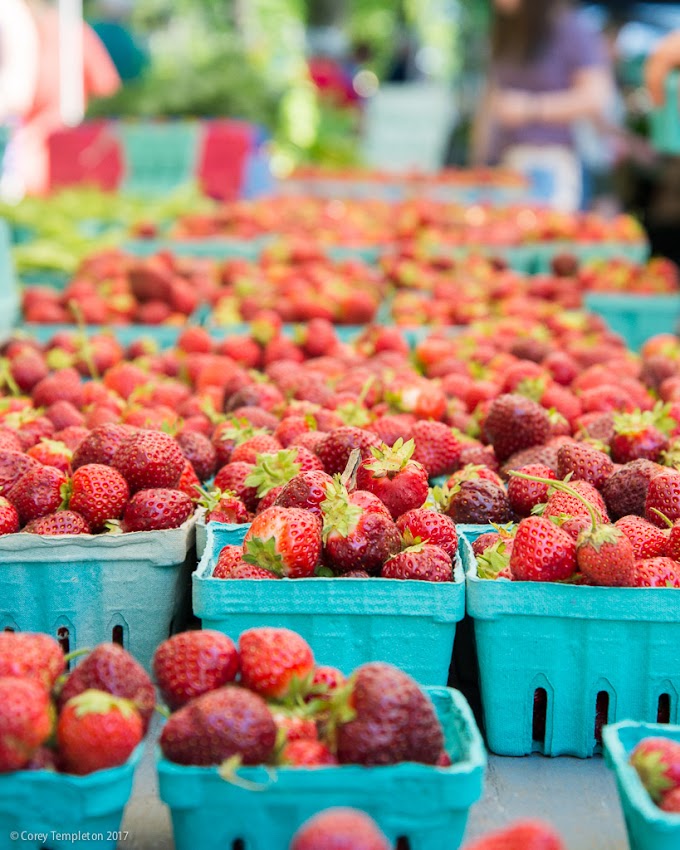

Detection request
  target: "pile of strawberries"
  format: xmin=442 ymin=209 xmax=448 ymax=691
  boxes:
xmin=630 ymin=736 xmax=680 ymax=813
xmin=154 ymin=627 xmax=448 ymax=770
xmin=0 ymin=632 xmax=153 ymax=775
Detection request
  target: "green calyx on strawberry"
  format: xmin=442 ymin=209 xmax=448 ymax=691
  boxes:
xmin=432 ymin=483 xmax=456 ymax=512
xmin=218 ymin=419 xmax=268 ymax=447
xmin=320 ymin=477 xmax=362 ymax=542
xmin=476 ymin=538 xmax=513 ymax=580
xmin=614 ymin=404 xmax=675 ymax=438
xmin=67 ymin=689 xmax=138 ymax=720
xmin=630 ymin=737 xmax=680 ymax=802
xmin=334 ymin=402 xmax=372 ymax=428
xmin=515 ymin=377 xmax=547 ymax=403
xmin=244 ymin=449 xmax=302 ymax=498
xmin=0 ymin=358 xmax=20 ymax=397
xmin=362 ymin=438 xmax=416 ymax=479
xmin=242 ymin=536 xmax=288 ymax=575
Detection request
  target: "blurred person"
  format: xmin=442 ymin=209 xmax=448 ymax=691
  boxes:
xmin=471 ymin=0 xmax=613 ymax=210
xmin=90 ymin=0 xmax=149 ymax=83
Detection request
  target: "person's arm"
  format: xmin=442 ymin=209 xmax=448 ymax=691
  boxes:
xmin=645 ymin=31 xmax=680 ymax=106
xmin=470 ymin=82 xmax=496 ymax=165
xmin=0 ymin=0 xmax=40 ymax=119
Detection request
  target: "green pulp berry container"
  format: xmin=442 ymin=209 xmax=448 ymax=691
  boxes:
xmin=124 ymin=237 xmax=270 ymax=260
xmin=583 ymin=292 xmax=680 ymax=352
xmin=532 ymin=241 xmax=650 ymax=274
xmin=0 ymin=219 xmax=19 ymax=334
xmin=193 ymin=524 xmax=465 ymax=685
xmin=603 ymin=721 xmax=680 ymax=850
xmin=651 ymin=72 xmax=680 ymax=155
xmin=0 ymin=746 xmax=143 ymax=850
xmin=118 ymin=121 xmax=201 ymax=196
xmin=158 ymin=687 xmax=485 ymax=850
xmin=462 ymin=537 xmax=680 ymax=758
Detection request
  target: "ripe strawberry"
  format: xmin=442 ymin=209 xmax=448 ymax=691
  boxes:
xmin=0 ymin=677 xmax=53 ymax=771
xmin=199 ymin=488 xmax=250 ymax=524
xmin=322 ymin=481 xmax=401 ymax=575
xmin=290 ymin=809 xmax=390 ymax=850
xmin=335 ymin=662 xmax=444 ymax=765
xmin=243 ymin=506 xmax=322 ymax=577
xmin=556 ymin=442 xmax=613 ymax=489
xmin=543 ymin=480 xmax=609 ymax=523
xmin=577 ymin=524 xmax=635 ymax=587
xmin=72 ymin=424 xmax=137 ymax=470
xmin=153 ymin=630 xmax=240 ymax=710
xmin=502 ymin=442 xmax=562 ymax=476
xmin=646 ymin=472 xmax=680 ymax=527
xmin=369 ymin=413 xmax=415 ymax=447
xmin=439 ymin=480 xmax=511 ymax=525
xmin=510 ymin=516 xmax=577 ymax=582
xmin=602 ymin=459 xmax=663 ymax=520
xmin=0 ymin=496 xmax=19 ymax=534
xmin=121 ymin=488 xmax=193 ymax=532
xmin=309 ymin=666 xmax=345 ymax=701
xmin=282 ymin=739 xmax=338 ymax=766
xmin=212 ymin=419 xmax=270 ymax=468
xmin=26 ymin=438 xmax=73 ymax=473
xmin=630 ymin=737 xmax=680 ymax=802
xmin=177 ymin=459 xmax=201 ymax=499
xmin=661 ymin=786 xmax=680 ymax=812
xmin=447 ymin=464 xmax=504 ymax=489
xmin=7 ymin=465 xmax=68 ymax=525
xmin=272 ymin=711 xmax=318 ymax=742
xmin=615 ymin=516 xmax=669 ymax=559
xmin=396 ymin=508 xmax=458 ymax=558
xmin=66 ymin=464 xmax=130 ymax=531
xmin=411 ymin=420 xmax=462 ymax=478
xmin=611 ymin=410 xmax=668 ymax=464
xmin=355 ymin=438 xmax=428 ymax=520
xmin=507 ymin=464 xmax=557 ymax=517
xmin=0 ymin=632 xmax=64 ymax=689
xmin=472 ymin=532 xmax=503 ymax=555
xmin=274 ymin=469 xmax=334 ymax=516
xmin=32 ymin=367 xmax=83 ymax=409
xmin=213 ymin=461 xmax=259 ymax=512
xmin=381 ymin=542 xmax=453 ymax=581
xmin=213 ymin=544 xmax=247 ymax=577
xmin=633 ymin=558 xmax=680 ymax=587
xmin=57 ymin=690 xmax=143 ymax=775
xmin=231 ymin=434 xmax=283 ymax=465
xmin=668 ymin=522 xmax=680 ymax=561
xmin=58 ymin=643 xmax=155 ymax=731
xmin=160 ymin=685 xmax=277 ymax=766
xmin=219 ymin=562 xmax=277 ymax=579
xmin=176 ymin=431 xmax=217 ymax=481
xmin=112 ymin=430 xmax=185 ymax=493
xmin=24 ymin=510 xmax=91 ymax=535
xmin=0 ymin=450 xmax=39 ymax=494
xmin=316 ymin=427 xmax=381 ymax=475
xmin=244 ymin=449 xmax=305 ymax=503
xmin=239 ymin=627 xmax=314 ymax=700
xmin=0 ymin=428 xmax=22 ymax=453
xmin=464 ymin=820 xmax=565 ymax=850
xmin=484 ymin=394 xmax=551 ymax=462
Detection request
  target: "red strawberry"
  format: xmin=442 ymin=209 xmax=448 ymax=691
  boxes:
xmin=615 ymin=516 xmax=669 ymax=559
xmin=396 ymin=508 xmax=458 ymax=558
xmin=633 ymin=558 xmax=680 ymax=587
xmin=544 ymin=480 xmax=609 ymax=523
xmin=0 ymin=677 xmax=53 ymax=771
xmin=231 ymin=434 xmax=283 ymax=465
xmin=556 ymin=442 xmax=613 ymax=489
xmin=510 ymin=516 xmax=577 ymax=582
xmin=0 ymin=451 xmax=39 ymax=494
xmin=71 ymin=423 xmax=136 ymax=469
xmin=24 ymin=510 xmax=91 ymax=535
xmin=0 ymin=632 xmax=64 ymax=689
xmin=57 ymin=690 xmax=143 ymax=775
xmin=602 ymin=459 xmax=664 ymax=520
xmin=199 ymin=488 xmax=250 ymax=524
xmin=213 ymin=544 xmax=247 ymax=577
xmin=440 ymin=479 xmax=511 ymax=525
xmin=66 ymin=464 xmax=129 ymax=531
xmin=58 ymin=643 xmax=155 ymax=731
xmin=239 ymin=627 xmax=314 ymax=700
xmin=484 ymin=394 xmax=551 ymax=462
xmin=611 ymin=410 xmax=668 ymax=464
xmin=243 ymin=506 xmax=322 ymax=577
xmin=177 ymin=459 xmax=201 ymax=499
xmin=630 ymin=737 xmax=680 ymax=802
xmin=309 ymin=665 xmax=345 ymax=700
xmin=32 ymin=367 xmax=83 ymax=409
xmin=464 ymin=820 xmax=565 ymax=850
xmin=214 ymin=462 xmax=259 ymax=512
xmin=274 ymin=415 xmax=315 ymax=448
xmin=153 ymin=630 xmax=240 ymax=710
xmin=176 ymin=430 xmax=217 ymax=481
xmin=159 ymin=685 xmax=276 ymax=766
xmin=369 ymin=413 xmax=415 ymax=447
xmin=0 ymin=496 xmax=19 ymax=534
xmin=244 ymin=449 xmax=305 ymax=503
xmin=121 ymin=489 xmax=193 ymax=532
xmin=381 ymin=542 xmax=453 ymax=581
xmin=472 ymin=532 xmax=503 ymax=555
xmin=112 ymin=430 xmax=185 ymax=493
xmin=335 ymin=662 xmax=444 ymax=765
xmin=26 ymin=438 xmax=72 ymax=473
xmin=316 ymin=427 xmax=381 ymax=475
xmin=290 ymin=809 xmax=390 ymax=850
xmin=355 ymin=438 xmax=428 ymax=520
xmin=282 ymin=739 xmax=338 ymax=767
xmin=646 ymin=472 xmax=680 ymax=527
xmin=447 ymin=464 xmax=504 ymax=489
xmin=274 ymin=469 xmax=334 ymax=516
xmin=576 ymin=524 xmax=635 ymax=587
xmin=411 ymin=420 xmax=462 ymax=478
xmin=7 ymin=465 xmax=68 ymax=525
xmin=217 ymin=562 xmax=277 ymax=579
xmin=272 ymin=711 xmax=318 ymax=742
xmin=507 ymin=464 xmax=556 ymax=517
xmin=668 ymin=522 xmax=680 ymax=561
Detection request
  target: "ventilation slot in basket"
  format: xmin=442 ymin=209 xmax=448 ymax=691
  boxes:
xmin=594 ymin=691 xmax=609 ymax=744
xmin=112 ymin=625 xmax=124 ymax=647
xmin=532 ymin=688 xmax=547 ymax=747
xmin=658 ymin=693 xmax=671 ymax=724
xmin=57 ymin=626 xmax=70 ymax=657
xmin=3 ymin=626 xmax=14 ymax=632
xmin=232 ymin=841 xmax=245 ymax=850
xmin=396 ymin=837 xmax=410 ymax=850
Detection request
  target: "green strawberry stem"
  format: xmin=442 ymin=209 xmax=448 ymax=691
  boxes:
xmin=154 ymin=704 xmax=171 ymax=719
xmin=62 ymin=647 xmax=91 ymax=664
xmin=649 ymin=508 xmax=674 ymax=529
xmin=218 ymin=755 xmax=273 ymax=791
xmin=509 ymin=471 xmax=600 ymax=530
xmin=67 ymin=300 xmax=100 ymax=381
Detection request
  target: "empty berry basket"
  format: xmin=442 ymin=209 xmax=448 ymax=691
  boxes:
xmin=193 ymin=524 xmax=465 ymax=685
xmin=462 ymin=537 xmax=680 ymax=757
xmin=158 ymin=687 xmax=485 ymax=850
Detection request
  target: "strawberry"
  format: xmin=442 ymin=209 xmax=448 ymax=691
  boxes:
xmin=26 ymin=438 xmax=73 ymax=473
xmin=0 ymin=496 xmax=19 ymax=534
xmin=272 ymin=711 xmax=317 ymax=742
xmin=213 ymin=461 xmax=259 ymax=512
xmin=274 ymin=415 xmax=315 ymax=448
xmin=646 ymin=472 xmax=680 ymax=527
xmin=316 ymin=427 xmax=381 ymax=475
xmin=121 ymin=488 xmax=193 ymax=532
xmin=231 ymin=434 xmax=283 ymax=465
xmin=447 ymin=464 xmax=504 ymax=489
xmin=476 ymin=537 xmax=514 ymax=580
xmin=282 ymin=739 xmax=338 ymax=766
xmin=217 ymin=562 xmax=277 ymax=579
xmin=602 ymin=459 xmax=664 ymax=520
xmin=176 ymin=430 xmax=217 ymax=481
xmin=543 ymin=480 xmax=609 ymax=523
xmin=355 ymin=438 xmax=428 ymax=520
xmin=464 ymin=820 xmax=565 ymax=850
xmin=507 ymin=464 xmax=557 ymax=517
xmin=7 ymin=465 xmax=68 ymax=525
xmin=32 ymin=367 xmax=83 ymax=409
xmin=472 ymin=532 xmax=503 ymax=555
xmin=58 ymin=643 xmax=155 ymax=731
xmin=153 ymin=630 xmax=240 ymax=710
xmin=556 ymin=442 xmax=613 ymax=489
xmin=369 ymin=413 xmax=415 ymax=447
xmin=24 ymin=510 xmax=91 ymax=535
xmin=244 ymin=449 xmax=305 ymax=502
xmin=57 ymin=690 xmax=143 ymax=775
xmin=438 ymin=480 xmax=511 ymax=525
xmin=381 ymin=542 xmax=453 ymax=581
xmin=615 ymin=516 xmax=669 ymax=560
xmin=484 ymin=394 xmax=551 ymax=462
xmin=159 ymin=685 xmax=277 ymax=766
xmin=633 ymin=558 xmax=680 ymax=587
xmin=322 ymin=480 xmax=401 ymax=575
xmin=243 ymin=506 xmax=322 ymax=577
xmin=177 ymin=459 xmax=201 ymax=499
xmin=290 ymin=809 xmax=390 ymax=850
xmin=213 ymin=543 xmax=251 ymax=576
xmin=239 ymin=627 xmax=314 ymax=700
xmin=0 ymin=632 xmax=64 ymax=689
xmin=630 ymin=737 xmax=680 ymax=802
xmin=668 ymin=522 xmax=680 ymax=561
xmin=661 ymin=787 xmax=680 ymax=812
xmin=198 ymin=488 xmax=250 ymax=524
xmin=509 ymin=516 xmax=577 ymax=582
xmin=335 ymin=662 xmax=444 ymax=765
xmin=411 ymin=420 xmax=462 ymax=478
xmin=577 ymin=523 xmax=635 ymax=587
xmin=0 ymin=677 xmax=53 ymax=771
xmin=502 ymin=442 xmax=562 ymax=477
xmin=274 ymin=469 xmax=334 ymax=516
xmin=396 ymin=508 xmax=458 ymax=558
xmin=66 ymin=463 xmax=130 ymax=531
xmin=0 ymin=450 xmax=40 ymax=494
xmin=611 ymin=410 xmax=668 ymax=464
xmin=112 ymin=430 xmax=185 ymax=493
xmin=0 ymin=429 xmax=22 ymax=453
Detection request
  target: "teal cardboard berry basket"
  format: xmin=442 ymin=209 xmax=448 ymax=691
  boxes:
xmin=158 ymin=687 xmax=485 ymax=850
xmin=651 ymin=72 xmax=680 ymax=156
xmin=193 ymin=524 xmax=465 ymax=685
xmin=0 ymin=745 xmax=143 ymax=850
xmin=462 ymin=537 xmax=680 ymax=758
xmin=583 ymin=292 xmax=680 ymax=352
xmin=124 ymin=236 xmax=270 ymax=260
xmin=195 ymin=510 xmax=248 ymax=559
xmin=604 ymin=721 xmax=680 ymax=850
xmin=531 ymin=240 xmax=650 ymax=274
